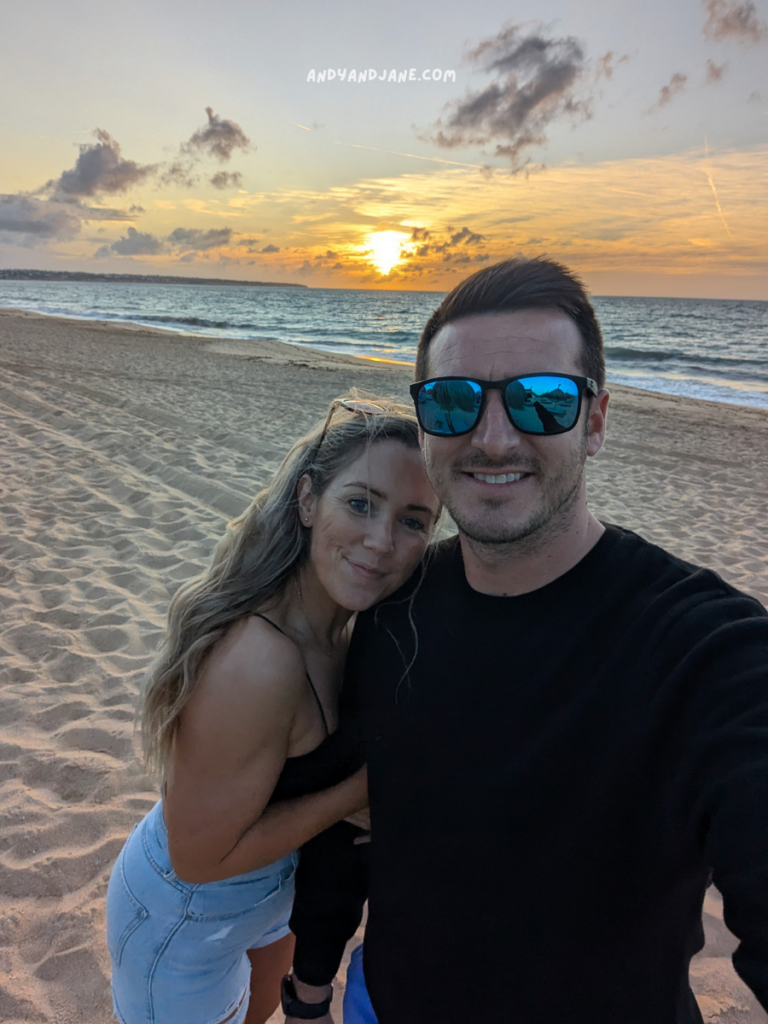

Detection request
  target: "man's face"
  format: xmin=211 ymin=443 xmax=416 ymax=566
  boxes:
xmin=420 ymin=310 xmax=608 ymax=547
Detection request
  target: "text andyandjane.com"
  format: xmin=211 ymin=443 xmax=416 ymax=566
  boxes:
xmin=307 ymin=68 xmax=456 ymax=83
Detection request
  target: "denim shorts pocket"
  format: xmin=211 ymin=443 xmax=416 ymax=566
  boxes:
xmin=185 ymin=858 xmax=296 ymax=923
xmin=106 ymin=847 xmax=150 ymax=968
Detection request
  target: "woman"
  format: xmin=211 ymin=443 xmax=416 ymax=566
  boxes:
xmin=106 ymin=394 xmax=440 ymax=1024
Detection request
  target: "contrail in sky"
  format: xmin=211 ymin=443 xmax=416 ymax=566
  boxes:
xmin=607 ymin=187 xmax=655 ymax=198
xmin=295 ymin=123 xmax=312 ymax=131
xmin=704 ymin=137 xmax=734 ymax=240
xmin=334 ymin=140 xmax=486 ymax=169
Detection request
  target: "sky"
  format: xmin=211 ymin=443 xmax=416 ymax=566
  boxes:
xmin=1 ymin=0 xmax=767 ymax=297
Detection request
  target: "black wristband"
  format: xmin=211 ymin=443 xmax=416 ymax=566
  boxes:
xmin=280 ymin=975 xmax=332 ymax=1020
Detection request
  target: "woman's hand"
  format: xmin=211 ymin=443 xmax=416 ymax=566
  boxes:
xmin=344 ymin=805 xmax=371 ymax=832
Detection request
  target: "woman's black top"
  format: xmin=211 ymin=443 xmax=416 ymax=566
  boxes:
xmin=254 ymin=614 xmax=363 ymax=804
xmin=257 ymin=614 xmax=369 ymax=988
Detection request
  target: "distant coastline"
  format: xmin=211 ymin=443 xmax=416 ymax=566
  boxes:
xmin=0 ymin=269 xmax=308 ymax=289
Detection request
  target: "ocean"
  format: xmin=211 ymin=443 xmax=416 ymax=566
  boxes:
xmin=1 ymin=279 xmax=766 ymax=409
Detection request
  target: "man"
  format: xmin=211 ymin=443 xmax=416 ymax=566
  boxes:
xmin=341 ymin=257 xmax=768 ymax=1024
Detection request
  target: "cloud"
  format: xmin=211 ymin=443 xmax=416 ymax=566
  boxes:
xmin=595 ymin=51 xmax=630 ymax=81
xmin=0 ymin=183 xmax=135 ymax=247
xmin=95 ymin=225 xmax=236 ymax=258
xmin=184 ymin=107 xmax=251 ymax=162
xmin=210 ymin=171 xmax=243 ymax=190
xmin=449 ymin=226 xmax=485 ymax=245
xmin=405 ymin=224 xmax=487 ymax=260
xmin=160 ymin=160 xmax=199 ymax=188
xmin=748 ymin=89 xmax=762 ymax=101
xmin=705 ymin=58 xmax=728 ymax=82
xmin=421 ymin=22 xmax=591 ymax=170
xmin=647 ymin=72 xmax=688 ymax=112
xmin=159 ymin=108 xmax=251 ymax=188
xmin=167 ymin=227 xmax=234 ymax=250
xmin=703 ymin=0 xmax=766 ymax=42
xmin=260 ymin=243 xmax=280 ymax=253
xmin=0 ymin=194 xmax=82 ymax=243
xmin=109 ymin=227 xmax=164 ymax=255
xmin=53 ymin=129 xmax=156 ymax=197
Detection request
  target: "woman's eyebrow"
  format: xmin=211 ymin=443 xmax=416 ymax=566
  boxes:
xmin=342 ymin=482 xmax=433 ymax=516
xmin=343 ymin=481 xmax=386 ymax=498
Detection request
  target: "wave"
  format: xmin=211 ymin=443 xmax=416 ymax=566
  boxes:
xmin=605 ymin=346 xmax=682 ymax=362
xmin=131 ymin=314 xmax=419 ymax=345
xmin=605 ymin=346 xmax=768 ymax=369
xmin=136 ymin=313 xmax=252 ymax=330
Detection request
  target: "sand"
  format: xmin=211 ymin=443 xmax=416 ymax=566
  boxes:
xmin=0 ymin=307 xmax=766 ymax=1024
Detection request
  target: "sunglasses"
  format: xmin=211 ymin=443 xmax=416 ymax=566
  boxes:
xmin=409 ymin=374 xmax=598 ymax=437
xmin=314 ymin=398 xmax=389 ymax=453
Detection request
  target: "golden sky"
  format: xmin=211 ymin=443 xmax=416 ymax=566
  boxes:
xmin=1 ymin=0 xmax=767 ymax=298
xmin=209 ymin=142 xmax=768 ymax=295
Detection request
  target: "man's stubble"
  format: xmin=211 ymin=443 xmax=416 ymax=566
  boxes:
xmin=425 ymin=422 xmax=590 ymax=561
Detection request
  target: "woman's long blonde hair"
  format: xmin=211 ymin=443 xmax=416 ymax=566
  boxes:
xmin=140 ymin=391 xmax=422 ymax=779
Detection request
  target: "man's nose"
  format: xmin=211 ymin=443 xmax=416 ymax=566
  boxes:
xmin=470 ymin=389 xmax=522 ymax=457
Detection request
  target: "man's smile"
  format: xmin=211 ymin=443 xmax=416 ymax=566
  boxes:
xmin=469 ymin=471 xmax=529 ymax=485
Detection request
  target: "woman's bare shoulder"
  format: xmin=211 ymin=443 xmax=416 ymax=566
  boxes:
xmin=192 ymin=614 xmax=306 ymax=718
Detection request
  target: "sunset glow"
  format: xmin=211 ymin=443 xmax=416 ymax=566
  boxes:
xmin=1 ymin=2 xmax=766 ymax=298
xmin=365 ymin=231 xmax=409 ymax=275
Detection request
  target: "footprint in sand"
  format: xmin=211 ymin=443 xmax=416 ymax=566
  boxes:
xmin=34 ymin=947 xmax=113 ymax=1020
xmin=19 ymin=752 xmax=112 ymax=803
xmin=0 ymin=984 xmax=46 ymax=1023
xmin=33 ymin=701 xmax=92 ymax=732
xmin=56 ymin=725 xmax=133 ymax=760
xmin=84 ymin=625 xmax=130 ymax=654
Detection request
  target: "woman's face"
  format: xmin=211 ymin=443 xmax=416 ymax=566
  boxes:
xmin=300 ymin=439 xmax=440 ymax=611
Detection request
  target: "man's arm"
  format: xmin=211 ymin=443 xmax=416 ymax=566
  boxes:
xmin=679 ymin=593 xmax=768 ymax=1010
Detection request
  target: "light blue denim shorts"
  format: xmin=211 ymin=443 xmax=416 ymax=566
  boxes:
xmin=106 ymin=800 xmax=298 ymax=1024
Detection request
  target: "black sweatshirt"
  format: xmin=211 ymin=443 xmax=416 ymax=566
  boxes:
xmin=343 ymin=525 xmax=768 ymax=1024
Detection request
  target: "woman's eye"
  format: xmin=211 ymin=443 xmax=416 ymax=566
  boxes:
xmin=348 ymin=498 xmax=370 ymax=513
xmin=402 ymin=517 xmax=426 ymax=532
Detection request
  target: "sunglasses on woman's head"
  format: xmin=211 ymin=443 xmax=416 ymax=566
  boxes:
xmin=409 ymin=374 xmax=599 ymax=438
xmin=315 ymin=398 xmax=389 ymax=453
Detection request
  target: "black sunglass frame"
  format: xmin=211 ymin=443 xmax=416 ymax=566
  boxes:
xmin=409 ymin=373 xmax=599 ymax=437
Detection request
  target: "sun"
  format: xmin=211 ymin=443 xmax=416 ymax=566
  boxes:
xmin=366 ymin=230 xmax=409 ymax=275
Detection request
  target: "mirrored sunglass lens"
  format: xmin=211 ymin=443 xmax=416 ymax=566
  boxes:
xmin=418 ymin=380 xmax=483 ymax=435
xmin=505 ymin=377 xmax=580 ymax=433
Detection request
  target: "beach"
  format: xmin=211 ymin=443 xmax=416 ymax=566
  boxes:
xmin=0 ymin=307 xmax=767 ymax=1024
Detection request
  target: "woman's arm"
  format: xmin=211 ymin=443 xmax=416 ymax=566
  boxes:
xmin=163 ymin=617 xmax=366 ymax=884
xmin=202 ymin=768 xmax=367 ymax=881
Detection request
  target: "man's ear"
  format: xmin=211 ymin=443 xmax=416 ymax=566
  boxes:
xmin=296 ymin=474 xmax=317 ymax=526
xmin=586 ymin=389 xmax=610 ymax=458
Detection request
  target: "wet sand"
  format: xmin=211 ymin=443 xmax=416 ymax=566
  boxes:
xmin=0 ymin=308 xmax=766 ymax=1023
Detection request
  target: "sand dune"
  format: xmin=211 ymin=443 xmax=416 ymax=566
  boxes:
xmin=0 ymin=308 xmax=766 ymax=1023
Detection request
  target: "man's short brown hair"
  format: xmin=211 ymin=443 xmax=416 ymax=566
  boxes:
xmin=416 ymin=256 xmax=606 ymax=387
